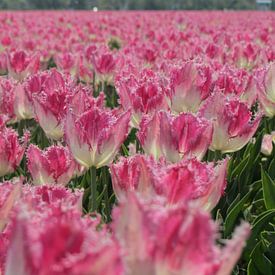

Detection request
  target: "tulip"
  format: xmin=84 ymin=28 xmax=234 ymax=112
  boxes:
xmin=0 ymin=179 xmax=21 ymax=232
xmin=137 ymin=111 xmax=213 ymax=162
xmin=260 ymin=133 xmax=275 ymax=156
xmin=116 ymin=69 xmax=169 ymax=127
xmin=199 ymin=93 xmax=261 ymax=153
xmin=169 ymin=62 xmax=212 ymax=113
xmin=111 ymin=155 xmax=227 ymax=211
xmin=5 ymin=204 xmax=123 ymax=275
xmin=7 ymin=50 xmax=40 ymax=81
xmin=258 ymin=63 xmax=275 ymax=117
xmin=32 ymin=69 xmax=72 ymax=140
xmin=65 ymin=107 xmax=131 ymax=169
xmin=0 ymin=123 xmax=29 ymax=177
xmin=27 ymin=145 xmax=78 ymax=185
xmin=114 ymin=194 xmax=250 ymax=275
xmin=88 ymin=46 xmax=117 ymax=84
xmin=0 ymin=78 xmax=15 ymax=122
xmin=110 ymin=154 xmax=162 ymax=201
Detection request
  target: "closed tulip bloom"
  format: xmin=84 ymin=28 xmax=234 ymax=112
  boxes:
xmin=7 ymin=50 xmax=40 ymax=81
xmin=137 ymin=111 xmax=213 ymax=162
xmin=0 ymin=122 xmax=29 ymax=177
xmin=261 ymin=133 xmax=275 ymax=156
xmin=258 ymin=63 xmax=275 ymax=117
xmin=114 ymin=194 xmax=250 ymax=275
xmin=0 ymin=78 xmax=15 ymax=122
xmin=65 ymin=106 xmax=131 ymax=168
xmin=169 ymin=62 xmax=212 ymax=114
xmin=199 ymin=93 xmax=261 ymax=153
xmin=27 ymin=145 xmax=77 ymax=185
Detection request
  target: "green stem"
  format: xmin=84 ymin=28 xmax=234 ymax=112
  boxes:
xmin=102 ymin=167 xmax=111 ymax=222
xmin=214 ymin=150 xmax=222 ymax=162
xmin=89 ymin=166 xmax=97 ymax=212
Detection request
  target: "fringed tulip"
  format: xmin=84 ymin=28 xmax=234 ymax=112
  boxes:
xmin=110 ymin=155 xmax=162 ymax=201
xmin=111 ymin=155 xmax=227 ymax=211
xmin=7 ymin=50 xmax=40 ymax=81
xmin=0 ymin=124 xmax=29 ymax=177
xmin=169 ymin=62 xmax=212 ymax=113
xmin=199 ymin=93 xmax=261 ymax=153
xmin=65 ymin=107 xmax=131 ymax=168
xmin=90 ymin=47 xmax=116 ymax=83
xmin=137 ymin=111 xmax=213 ymax=162
xmin=116 ymin=69 xmax=169 ymax=127
xmin=5 ymin=205 xmax=123 ymax=275
xmin=27 ymin=145 xmax=78 ymax=185
xmin=160 ymin=158 xmax=228 ymax=211
xmin=0 ymin=78 xmax=15 ymax=122
xmin=114 ymin=194 xmax=250 ymax=275
xmin=32 ymin=69 xmax=72 ymax=140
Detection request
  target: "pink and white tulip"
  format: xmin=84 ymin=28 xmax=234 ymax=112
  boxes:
xmin=27 ymin=145 xmax=78 ymax=185
xmin=137 ymin=111 xmax=213 ymax=162
xmin=114 ymin=194 xmax=250 ymax=275
xmin=7 ymin=50 xmax=40 ymax=81
xmin=0 ymin=123 xmax=29 ymax=177
xmin=169 ymin=62 xmax=212 ymax=113
xmin=65 ymin=106 xmax=131 ymax=168
xmin=199 ymin=93 xmax=261 ymax=153
xmin=116 ymin=69 xmax=169 ymax=127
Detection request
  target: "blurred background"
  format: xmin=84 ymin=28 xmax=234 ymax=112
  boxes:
xmin=0 ymin=0 xmax=274 ymax=10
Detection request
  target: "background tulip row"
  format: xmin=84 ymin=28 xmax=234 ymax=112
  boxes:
xmin=0 ymin=11 xmax=275 ymax=275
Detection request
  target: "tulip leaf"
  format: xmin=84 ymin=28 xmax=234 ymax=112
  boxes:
xmin=247 ymin=241 xmax=273 ymax=275
xmin=261 ymin=167 xmax=275 ymax=210
xmin=268 ymin=158 xmax=275 ymax=180
xmin=224 ymin=190 xmax=252 ymax=237
xmin=244 ymin=210 xmax=275 ymax=259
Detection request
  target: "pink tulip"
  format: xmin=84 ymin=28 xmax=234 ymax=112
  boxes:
xmin=110 ymin=154 xmax=163 ymax=201
xmin=0 ymin=78 xmax=15 ymax=122
xmin=32 ymin=69 xmax=73 ymax=140
xmin=160 ymin=158 xmax=228 ymax=211
xmin=258 ymin=63 xmax=275 ymax=117
xmin=116 ymin=69 xmax=169 ymax=127
xmin=65 ymin=106 xmax=131 ymax=168
xmin=7 ymin=50 xmax=40 ymax=81
xmin=261 ymin=133 xmax=275 ymax=156
xmin=0 ymin=179 xmax=21 ymax=232
xmin=137 ymin=111 xmax=213 ymax=162
xmin=169 ymin=62 xmax=212 ymax=113
xmin=27 ymin=145 xmax=78 ymax=185
xmin=114 ymin=194 xmax=250 ymax=275
xmin=0 ymin=123 xmax=29 ymax=177
xmin=199 ymin=93 xmax=261 ymax=153
xmin=90 ymin=47 xmax=116 ymax=83
xmin=111 ymin=154 xmax=227 ymax=211
xmin=5 ymin=204 xmax=123 ymax=275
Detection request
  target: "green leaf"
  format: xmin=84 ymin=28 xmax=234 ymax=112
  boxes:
xmin=261 ymin=167 xmax=275 ymax=210
xmin=224 ymin=189 xmax=252 ymax=237
xmin=247 ymin=241 xmax=273 ymax=275
xmin=245 ymin=210 xmax=275 ymax=259
xmin=268 ymin=158 xmax=275 ymax=180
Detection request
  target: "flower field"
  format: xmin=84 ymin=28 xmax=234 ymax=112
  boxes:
xmin=0 ymin=10 xmax=275 ymax=275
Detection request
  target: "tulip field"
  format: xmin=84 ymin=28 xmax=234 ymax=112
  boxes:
xmin=1 ymin=10 xmax=275 ymax=275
